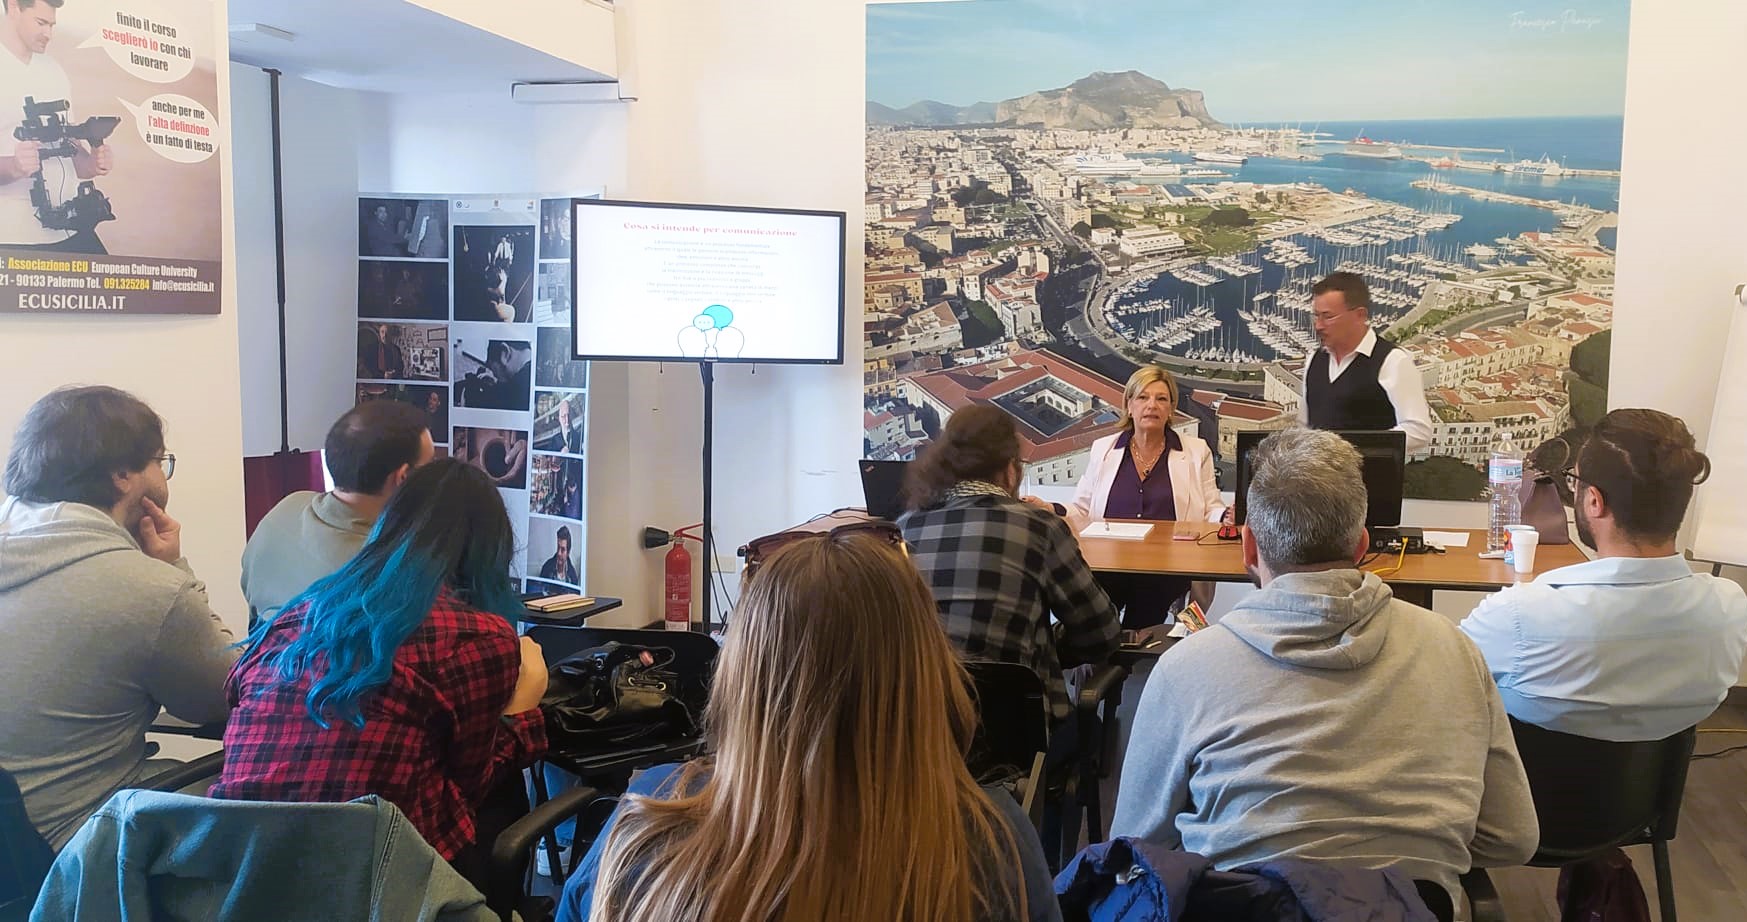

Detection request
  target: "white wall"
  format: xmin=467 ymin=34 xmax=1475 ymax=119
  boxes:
xmin=232 ymin=67 xmax=365 ymax=455
xmin=1611 ymin=2 xmax=1747 ymax=565
xmin=599 ymin=0 xmax=866 ymax=625
xmin=0 ymin=4 xmax=248 ymax=635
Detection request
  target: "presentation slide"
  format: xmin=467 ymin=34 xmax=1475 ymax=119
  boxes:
xmin=572 ymin=201 xmax=844 ymax=363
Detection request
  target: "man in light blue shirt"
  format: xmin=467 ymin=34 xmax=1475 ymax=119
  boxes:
xmin=1461 ymin=409 xmax=1747 ymax=742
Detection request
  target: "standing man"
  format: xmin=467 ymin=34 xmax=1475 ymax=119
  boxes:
xmin=0 ymin=386 xmax=236 ymax=849
xmin=0 ymin=0 xmax=117 ymax=252
xmin=1301 ymin=272 xmax=1432 ymax=455
xmin=242 ymin=401 xmax=434 ymax=626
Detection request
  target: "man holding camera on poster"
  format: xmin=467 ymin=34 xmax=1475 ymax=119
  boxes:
xmin=1 ymin=0 xmax=119 ymax=254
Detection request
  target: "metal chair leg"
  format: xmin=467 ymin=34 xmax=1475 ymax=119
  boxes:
xmin=1652 ymin=839 xmax=1676 ymax=922
xmin=528 ymin=765 xmax=563 ymax=884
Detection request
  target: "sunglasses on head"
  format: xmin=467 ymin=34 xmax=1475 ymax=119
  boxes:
xmin=739 ymin=519 xmax=907 ymax=577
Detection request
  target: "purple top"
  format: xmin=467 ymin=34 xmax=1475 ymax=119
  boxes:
xmin=1105 ymin=429 xmax=1181 ymax=520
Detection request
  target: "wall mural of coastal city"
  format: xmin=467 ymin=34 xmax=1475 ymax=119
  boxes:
xmin=863 ymin=0 xmax=1627 ymax=500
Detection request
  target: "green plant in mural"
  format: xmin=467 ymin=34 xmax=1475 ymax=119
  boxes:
xmin=1404 ymin=455 xmax=1489 ymax=502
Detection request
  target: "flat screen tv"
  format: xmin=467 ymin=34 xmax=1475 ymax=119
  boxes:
xmin=570 ymin=199 xmax=846 ymax=364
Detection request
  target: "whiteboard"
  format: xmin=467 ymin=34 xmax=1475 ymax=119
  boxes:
xmin=1690 ymin=294 xmax=1747 ymax=567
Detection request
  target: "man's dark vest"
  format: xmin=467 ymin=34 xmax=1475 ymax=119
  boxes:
xmin=1306 ymin=336 xmax=1400 ymax=432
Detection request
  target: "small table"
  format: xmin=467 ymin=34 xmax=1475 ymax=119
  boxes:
xmin=1078 ymin=525 xmax=1589 ymax=608
xmin=521 ymin=596 xmax=624 ymax=626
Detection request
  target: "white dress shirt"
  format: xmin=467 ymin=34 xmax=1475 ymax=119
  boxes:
xmin=1460 ymin=555 xmax=1747 ymax=742
xmin=1298 ymin=328 xmax=1433 ymax=455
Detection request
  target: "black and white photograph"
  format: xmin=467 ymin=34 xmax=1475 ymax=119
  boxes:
xmin=453 ymin=225 xmax=536 ymax=323
xmin=359 ymin=260 xmax=449 ymax=321
xmin=540 ymin=199 xmax=573 ymax=259
xmin=533 ymin=391 xmax=586 ymax=455
xmin=531 ymin=455 xmax=585 ymax=520
xmin=453 ymin=336 xmax=533 ymax=411
xmin=536 ymin=327 xmax=590 ymax=389
xmin=356 ymin=384 xmax=449 ymax=442
xmin=534 ymin=261 xmax=571 ymax=326
xmin=359 ymin=198 xmax=449 ymax=259
xmin=358 ymin=322 xmax=447 ymax=381
xmin=527 ymin=517 xmax=583 ymax=588
xmin=452 ymin=426 xmax=529 ymax=490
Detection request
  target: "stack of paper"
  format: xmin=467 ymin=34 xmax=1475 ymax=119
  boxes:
xmin=1079 ymin=521 xmax=1154 ymax=540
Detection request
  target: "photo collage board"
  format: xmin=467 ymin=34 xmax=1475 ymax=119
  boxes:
xmin=356 ymin=194 xmax=592 ymax=596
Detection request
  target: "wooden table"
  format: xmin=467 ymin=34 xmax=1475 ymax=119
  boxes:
xmin=1079 ymin=524 xmax=1590 ymax=608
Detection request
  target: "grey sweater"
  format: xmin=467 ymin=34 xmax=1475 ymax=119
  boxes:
xmin=241 ymin=491 xmax=373 ymax=625
xmin=0 ymin=498 xmax=238 ymax=849
xmin=1111 ymin=569 xmax=1538 ymax=894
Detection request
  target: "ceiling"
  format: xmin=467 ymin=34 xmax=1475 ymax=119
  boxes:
xmin=227 ymin=0 xmax=611 ymax=95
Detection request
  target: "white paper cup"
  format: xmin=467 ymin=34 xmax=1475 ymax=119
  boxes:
xmin=1511 ymin=529 xmax=1540 ymax=575
xmin=1504 ymin=524 xmax=1536 ymax=565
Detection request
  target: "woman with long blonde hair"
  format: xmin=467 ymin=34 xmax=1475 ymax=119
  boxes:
xmin=556 ymin=530 xmax=1059 ymax=922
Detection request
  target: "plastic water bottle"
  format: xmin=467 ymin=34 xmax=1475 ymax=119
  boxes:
xmin=1487 ymin=430 xmax=1525 ymax=553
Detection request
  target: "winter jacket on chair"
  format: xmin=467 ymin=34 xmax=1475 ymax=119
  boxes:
xmin=1054 ymin=837 xmax=1438 ymax=922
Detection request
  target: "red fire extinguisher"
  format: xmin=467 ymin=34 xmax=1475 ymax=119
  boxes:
xmin=664 ymin=526 xmax=702 ymax=631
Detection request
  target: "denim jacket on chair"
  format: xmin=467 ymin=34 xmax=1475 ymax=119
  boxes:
xmin=30 ymin=790 xmax=495 ymax=922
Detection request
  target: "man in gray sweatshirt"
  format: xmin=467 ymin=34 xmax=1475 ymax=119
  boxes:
xmin=0 ymin=386 xmax=238 ymax=849
xmin=1111 ymin=428 xmax=1538 ymax=897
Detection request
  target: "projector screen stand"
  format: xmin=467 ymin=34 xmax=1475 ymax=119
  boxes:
xmin=700 ymin=360 xmax=716 ymax=633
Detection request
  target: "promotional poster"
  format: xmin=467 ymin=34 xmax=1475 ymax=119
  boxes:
xmin=0 ymin=0 xmax=223 ymax=314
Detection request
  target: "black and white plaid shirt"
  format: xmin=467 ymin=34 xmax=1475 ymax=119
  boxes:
xmin=900 ymin=486 xmax=1122 ymax=724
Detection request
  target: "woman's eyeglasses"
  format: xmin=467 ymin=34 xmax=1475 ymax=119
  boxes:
xmin=739 ymin=519 xmax=906 ymax=576
xmin=157 ymin=454 xmax=176 ymax=480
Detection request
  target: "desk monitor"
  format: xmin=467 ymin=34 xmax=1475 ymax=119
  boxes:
xmin=1234 ymin=429 xmax=1406 ymax=528
xmin=860 ymin=460 xmax=910 ymax=521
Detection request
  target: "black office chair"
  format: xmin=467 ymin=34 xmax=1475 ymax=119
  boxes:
xmin=1 ymin=768 xmax=53 ymax=922
xmin=486 ymin=785 xmax=619 ymax=922
xmin=965 ymin=661 xmax=1051 ymax=834
xmin=2 ymin=746 xmax=227 ymax=922
xmin=521 ymin=626 xmax=718 ymax=880
xmin=964 ymin=659 xmax=1127 ymax=870
xmin=1466 ymin=719 xmax=1698 ymax=922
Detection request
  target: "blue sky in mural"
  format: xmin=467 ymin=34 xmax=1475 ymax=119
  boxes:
xmin=867 ymin=0 xmax=1629 ymax=121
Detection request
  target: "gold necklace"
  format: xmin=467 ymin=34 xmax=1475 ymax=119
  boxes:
xmin=1132 ymin=440 xmax=1165 ymax=479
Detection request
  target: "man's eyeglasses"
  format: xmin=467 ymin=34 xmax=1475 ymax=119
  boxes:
xmin=1557 ymin=467 xmax=1597 ymax=500
xmin=739 ymin=519 xmax=906 ymax=577
xmin=157 ymin=454 xmax=176 ymax=480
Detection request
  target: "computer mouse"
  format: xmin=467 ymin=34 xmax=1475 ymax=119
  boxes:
xmin=1217 ymin=524 xmax=1242 ymax=541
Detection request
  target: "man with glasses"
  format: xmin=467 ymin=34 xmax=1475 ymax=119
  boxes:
xmin=1460 ymin=408 xmax=1747 ymax=741
xmin=1301 ymin=272 xmax=1432 ymax=455
xmin=0 ymin=386 xmax=237 ymax=849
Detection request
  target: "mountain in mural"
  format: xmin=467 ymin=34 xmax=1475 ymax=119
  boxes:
xmin=867 ymin=99 xmax=999 ymax=127
xmin=868 ymin=71 xmax=1221 ymax=130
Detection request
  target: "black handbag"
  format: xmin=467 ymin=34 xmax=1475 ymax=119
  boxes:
xmin=539 ymin=642 xmax=698 ymax=755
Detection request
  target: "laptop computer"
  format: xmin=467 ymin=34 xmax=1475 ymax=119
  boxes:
xmin=859 ymin=460 xmax=910 ymax=521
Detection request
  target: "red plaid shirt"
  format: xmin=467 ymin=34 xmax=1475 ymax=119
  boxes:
xmin=210 ymin=592 xmax=546 ymax=859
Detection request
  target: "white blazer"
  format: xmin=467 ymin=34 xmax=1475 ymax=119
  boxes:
xmin=1066 ymin=431 xmax=1227 ymax=535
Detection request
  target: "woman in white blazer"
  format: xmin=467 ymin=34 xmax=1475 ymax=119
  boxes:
xmin=1062 ymin=365 xmax=1228 ymax=627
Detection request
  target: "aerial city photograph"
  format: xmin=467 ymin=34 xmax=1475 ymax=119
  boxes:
xmin=862 ymin=0 xmax=1625 ymax=499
